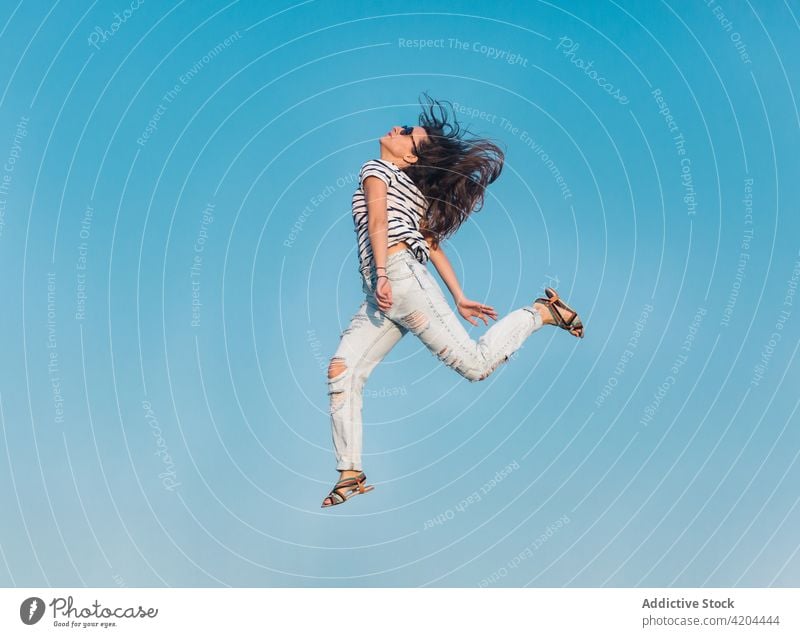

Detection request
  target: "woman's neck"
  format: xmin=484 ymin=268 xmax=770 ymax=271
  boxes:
xmin=379 ymin=150 xmax=407 ymax=169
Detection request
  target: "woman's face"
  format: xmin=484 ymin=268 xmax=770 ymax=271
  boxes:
xmin=380 ymin=125 xmax=428 ymax=162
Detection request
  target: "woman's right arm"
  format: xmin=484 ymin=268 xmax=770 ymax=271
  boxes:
xmin=363 ymin=175 xmax=392 ymax=310
xmin=364 ymin=175 xmax=389 ymax=270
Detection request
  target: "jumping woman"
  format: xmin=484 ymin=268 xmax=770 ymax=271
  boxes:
xmin=322 ymin=94 xmax=584 ymax=507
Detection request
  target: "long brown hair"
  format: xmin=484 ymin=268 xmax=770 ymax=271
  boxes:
xmin=403 ymin=92 xmax=505 ymax=250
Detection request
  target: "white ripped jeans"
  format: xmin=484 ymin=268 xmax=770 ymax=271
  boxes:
xmin=328 ymin=248 xmax=544 ymax=471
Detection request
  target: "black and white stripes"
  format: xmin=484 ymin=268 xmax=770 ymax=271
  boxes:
xmin=351 ymin=158 xmax=429 ymax=277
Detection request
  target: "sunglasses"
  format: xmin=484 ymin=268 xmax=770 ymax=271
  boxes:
xmin=400 ymin=124 xmax=419 ymax=155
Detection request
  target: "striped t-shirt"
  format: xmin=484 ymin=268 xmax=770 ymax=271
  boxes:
xmin=351 ymin=158 xmax=429 ymax=277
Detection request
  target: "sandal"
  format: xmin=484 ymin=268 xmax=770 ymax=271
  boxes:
xmin=535 ymin=287 xmax=584 ymax=338
xmin=320 ymin=471 xmax=374 ymax=507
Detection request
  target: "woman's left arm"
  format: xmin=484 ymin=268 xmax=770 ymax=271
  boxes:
xmin=428 ymin=240 xmax=463 ymax=303
xmin=428 ymin=238 xmax=498 ymax=325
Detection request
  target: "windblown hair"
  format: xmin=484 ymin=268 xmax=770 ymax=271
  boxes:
xmin=403 ymin=92 xmax=505 ymax=249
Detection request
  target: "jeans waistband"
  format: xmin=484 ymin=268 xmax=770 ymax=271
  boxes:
xmin=387 ymin=249 xmax=416 ymax=264
xmin=360 ymin=248 xmax=415 ymax=278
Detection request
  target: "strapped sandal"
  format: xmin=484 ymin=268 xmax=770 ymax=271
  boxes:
xmin=320 ymin=471 xmax=375 ymax=508
xmin=534 ymin=287 xmax=585 ymax=338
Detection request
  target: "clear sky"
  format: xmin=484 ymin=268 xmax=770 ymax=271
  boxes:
xmin=0 ymin=0 xmax=798 ymax=587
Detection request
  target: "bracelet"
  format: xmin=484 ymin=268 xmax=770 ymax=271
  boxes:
xmin=375 ymin=266 xmax=387 ymax=271
xmin=376 ymin=274 xmax=388 ymax=280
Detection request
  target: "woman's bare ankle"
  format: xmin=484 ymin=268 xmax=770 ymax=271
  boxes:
xmin=534 ymin=301 xmax=553 ymax=325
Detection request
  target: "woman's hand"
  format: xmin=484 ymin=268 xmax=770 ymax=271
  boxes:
xmin=456 ymin=297 xmax=497 ymax=326
xmin=375 ymin=277 xmax=393 ymax=312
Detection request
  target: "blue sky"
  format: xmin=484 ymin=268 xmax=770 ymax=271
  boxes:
xmin=0 ymin=0 xmax=798 ymax=587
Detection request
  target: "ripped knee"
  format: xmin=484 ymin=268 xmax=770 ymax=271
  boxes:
xmin=436 ymin=345 xmax=480 ymax=380
xmin=327 ymin=357 xmax=347 ymax=380
xmin=437 ymin=345 xmax=458 ymax=370
xmin=437 ymin=346 xmax=453 ymax=365
xmin=403 ymin=309 xmax=430 ymax=334
xmin=328 ymin=357 xmax=348 ymax=413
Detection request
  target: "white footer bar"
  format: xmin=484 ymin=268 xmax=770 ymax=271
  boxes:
xmin=2 ymin=588 xmax=796 ymax=636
